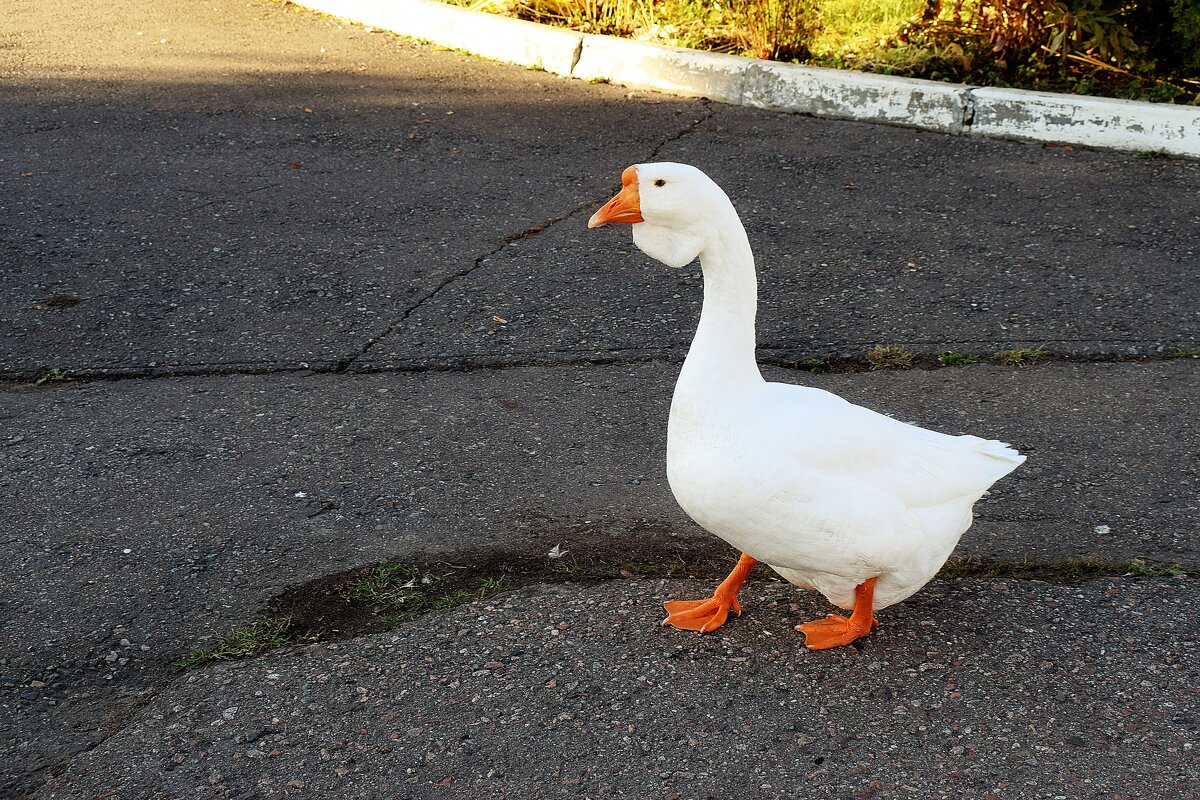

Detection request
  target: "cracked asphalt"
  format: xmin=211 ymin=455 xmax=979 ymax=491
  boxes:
xmin=1 ymin=0 xmax=1198 ymax=797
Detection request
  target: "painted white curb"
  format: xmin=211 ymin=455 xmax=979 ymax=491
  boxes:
xmin=970 ymin=87 xmax=1200 ymax=155
xmin=298 ymin=0 xmax=583 ymax=75
xmin=572 ymin=34 xmax=749 ymax=105
xmin=743 ymin=61 xmax=969 ymax=135
xmin=296 ymin=0 xmax=1200 ymax=158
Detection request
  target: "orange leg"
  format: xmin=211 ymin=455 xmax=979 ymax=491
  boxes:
xmin=662 ymin=553 xmax=758 ymax=633
xmin=796 ymin=578 xmax=879 ymax=650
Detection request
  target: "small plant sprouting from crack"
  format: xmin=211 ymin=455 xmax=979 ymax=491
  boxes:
xmin=172 ymin=617 xmax=300 ymax=671
xmin=796 ymin=358 xmax=829 ymax=373
xmin=1123 ymin=558 xmax=1189 ymax=578
xmin=938 ymin=351 xmax=981 ymax=367
xmin=478 ymin=575 xmax=512 ymax=596
xmin=865 ymin=345 xmax=914 ymax=370
xmin=338 ymin=563 xmax=430 ymax=610
xmin=432 ymin=589 xmax=474 ymax=609
xmin=338 ymin=562 xmax=513 ymax=618
xmin=992 ymin=347 xmax=1047 ymax=366
xmin=35 ymin=368 xmax=71 ymax=385
xmin=938 ymin=555 xmax=1193 ymax=583
xmin=554 ymin=554 xmax=584 ymax=575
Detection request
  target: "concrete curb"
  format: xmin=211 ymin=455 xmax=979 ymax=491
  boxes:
xmin=296 ymin=0 xmax=1200 ymax=157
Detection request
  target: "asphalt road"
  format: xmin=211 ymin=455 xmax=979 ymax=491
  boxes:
xmin=2 ymin=0 xmax=1198 ymax=796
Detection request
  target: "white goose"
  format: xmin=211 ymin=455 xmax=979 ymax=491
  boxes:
xmin=588 ymin=163 xmax=1025 ymax=649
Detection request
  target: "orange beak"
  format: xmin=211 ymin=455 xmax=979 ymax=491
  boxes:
xmin=587 ymin=166 xmax=644 ymax=228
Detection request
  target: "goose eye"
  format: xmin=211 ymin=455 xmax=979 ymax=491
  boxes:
xmin=654 ymin=179 xmax=666 ymax=187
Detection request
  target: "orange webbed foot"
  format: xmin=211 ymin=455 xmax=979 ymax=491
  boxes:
xmin=796 ymin=577 xmax=879 ymax=650
xmin=661 ymin=553 xmax=757 ymax=635
xmin=662 ymin=594 xmax=742 ymax=633
xmin=795 ymin=613 xmax=877 ymax=650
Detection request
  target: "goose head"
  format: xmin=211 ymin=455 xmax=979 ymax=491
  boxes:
xmin=588 ymin=162 xmax=734 ymax=269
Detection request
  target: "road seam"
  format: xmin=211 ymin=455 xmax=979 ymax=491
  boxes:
xmin=5 ymin=348 xmax=1195 ymax=386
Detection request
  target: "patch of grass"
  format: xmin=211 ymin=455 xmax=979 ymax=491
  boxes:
xmin=938 ymin=351 xmax=980 ymax=367
xmin=1123 ymin=559 xmax=1189 ymax=578
xmin=865 ymin=345 xmax=915 ymax=370
xmin=337 ymin=562 xmax=514 ymax=617
xmin=478 ymin=575 xmax=512 ymax=596
xmin=339 ymin=563 xmax=429 ymax=611
xmin=432 ymin=589 xmax=474 ymax=609
xmin=796 ymin=357 xmax=829 ymax=372
xmin=35 ymin=368 xmax=71 ymax=385
xmin=808 ymin=0 xmax=924 ymax=59
xmin=173 ymin=617 xmax=297 ymax=671
xmin=939 ymin=556 xmax=1193 ymax=584
xmin=992 ymin=347 xmax=1047 ymax=366
xmin=1161 ymin=349 xmax=1200 ymax=359
xmin=554 ymin=555 xmax=583 ymax=575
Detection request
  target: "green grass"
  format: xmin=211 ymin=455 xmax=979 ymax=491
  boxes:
xmin=938 ymin=351 xmax=981 ymax=367
xmin=172 ymin=618 xmax=297 ymax=671
xmin=432 ymin=589 xmax=475 ymax=609
xmin=338 ymin=562 xmax=513 ymax=615
xmin=1162 ymin=349 xmax=1200 ymax=359
xmin=35 ymin=368 xmax=70 ymax=385
xmin=796 ymin=357 xmax=829 ymax=372
xmin=478 ymin=575 xmax=512 ymax=595
xmin=865 ymin=345 xmax=915 ymax=370
xmin=809 ymin=0 xmax=923 ymax=58
xmin=437 ymin=0 xmax=1196 ymax=102
xmin=939 ymin=556 xmax=1193 ymax=583
xmin=1123 ymin=558 xmax=1189 ymax=578
xmin=992 ymin=347 xmax=1047 ymax=366
xmin=338 ymin=563 xmax=428 ymax=610
xmin=554 ymin=555 xmax=584 ymax=575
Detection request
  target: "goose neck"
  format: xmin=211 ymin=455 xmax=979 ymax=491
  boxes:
xmin=682 ymin=224 xmax=762 ymax=386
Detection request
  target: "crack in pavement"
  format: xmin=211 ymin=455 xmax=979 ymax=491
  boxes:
xmin=338 ymin=100 xmax=717 ymax=370
xmin=175 ymin=536 xmax=1196 ymax=675
xmin=3 ymin=347 xmax=1195 ymax=388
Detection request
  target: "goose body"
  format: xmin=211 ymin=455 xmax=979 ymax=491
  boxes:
xmin=668 ymin=375 xmax=1022 ymax=611
xmin=590 ymin=162 xmax=1024 ymax=648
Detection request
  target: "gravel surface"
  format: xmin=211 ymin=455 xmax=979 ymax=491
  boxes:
xmin=39 ymin=578 xmax=1200 ymax=799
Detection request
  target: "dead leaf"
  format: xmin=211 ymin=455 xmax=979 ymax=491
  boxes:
xmin=289 ymin=162 xmax=303 ymax=169
xmin=20 ymin=172 xmax=32 ymax=177
xmin=491 ymin=315 xmax=507 ymax=324
xmin=304 ymin=107 xmax=313 ymax=113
